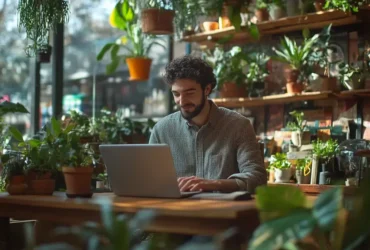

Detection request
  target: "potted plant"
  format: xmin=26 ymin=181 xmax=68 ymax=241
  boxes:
xmin=307 ymin=24 xmax=340 ymax=91
xmin=97 ymin=1 xmax=165 ymax=80
xmin=286 ymin=110 xmax=307 ymax=149
xmin=59 ymin=130 xmax=95 ymax=198
xmin=273 ymin=34 xmax=319 ymax=94
xmin=323 ymin=0 xmax=365 ymax=12
xmin=205 ymin=46 xmax=248 ymax=98
xmin=255 ymin=0 xmax=269 ymax=22
xmin=246 ymin=52 xmax=270 ymax=97
xmin=17 ymin=0 xmax=69 ymax=57
xmin=0 ymin=154 xmax=27 ymax=195
xmin=268 ymin=0 xmax=286 ymax=20
xmin=140 ymin=0 xmax=175 ymax=35
xmin=295 ymin=157 xmax=311 ymax=184
xmin=269 ymin=153 xmax=292 ymax=183
xmin=338 ymin=62 xmax=366 ymax=90
xmin=312 ymin=138 xmax=339 ymax=185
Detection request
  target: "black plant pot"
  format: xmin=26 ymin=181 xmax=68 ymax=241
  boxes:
xmin=37 ymin=45 xmax=52 ymax=63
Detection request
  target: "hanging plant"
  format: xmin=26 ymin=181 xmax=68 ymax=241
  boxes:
xmin=17 ymin=0 xmax=69 ymax=57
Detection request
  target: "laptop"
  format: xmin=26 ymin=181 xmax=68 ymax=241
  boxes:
xmin=99 ymin=144 xmax=201 ymax=198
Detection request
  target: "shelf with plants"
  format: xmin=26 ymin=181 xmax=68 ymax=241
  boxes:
xmin=268 ymin=182 xmax=358 ymax=195
xmin=182 ymin=9 xmax=362 ymax=45
xmin=212 ymin=89 xmax=370 ymax=108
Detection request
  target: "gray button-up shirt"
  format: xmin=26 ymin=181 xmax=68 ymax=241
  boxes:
xmin=149 ymin=100 xmax=267 ymax=193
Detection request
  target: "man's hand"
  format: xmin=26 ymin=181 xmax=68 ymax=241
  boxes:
xmin=177 ymin=176 xmax=221 ymax=192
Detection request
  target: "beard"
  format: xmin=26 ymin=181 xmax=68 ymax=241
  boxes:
xmin=180 ymin=93 xmax=206 ymax=121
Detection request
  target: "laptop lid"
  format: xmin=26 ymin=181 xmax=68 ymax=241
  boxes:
xmin=99 ymin=144 xmax=183 ymax=198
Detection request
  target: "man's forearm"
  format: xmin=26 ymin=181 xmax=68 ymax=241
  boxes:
xmin=216 ymin=179 xmax=240 ymax=193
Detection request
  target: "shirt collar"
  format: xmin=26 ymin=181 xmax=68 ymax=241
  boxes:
xmin=183 ymin=100 xmax=220 ymax=129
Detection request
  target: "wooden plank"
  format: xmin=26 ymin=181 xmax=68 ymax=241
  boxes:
xmin=213 ymin=92 xmax=331 ymax=108
xmin=182 ymin=10 xmax=358 ymax=44
xmin=268 ymin=183 xmax=358 ymax=196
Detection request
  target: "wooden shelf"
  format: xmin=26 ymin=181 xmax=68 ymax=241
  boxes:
xmin=182 ymin=9 xmax=364 ymax=45
xmin=268 ymin=183 xmax=358 ymax=196
xmin=212 ymin=89 xmax=370 ymax=108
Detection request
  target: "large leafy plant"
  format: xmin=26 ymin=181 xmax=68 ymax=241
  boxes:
xmin=273 ymin=34 xmax=319 ymax=71
xmin=97 ymin=0 xmax=165 ymax=74
xmin=269 ymin=153 xmax=291 ymax=169
xmin=249 ymin=171 xmax=370 ymax=250
xmin=204 ymin=46 xmax=248 ymax=90
xmin=246 ymin=52 xmax=270 ymax=85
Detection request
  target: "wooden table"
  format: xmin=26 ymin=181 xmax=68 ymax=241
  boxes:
xmin=0 ymin=192 xmax=259 ymax=250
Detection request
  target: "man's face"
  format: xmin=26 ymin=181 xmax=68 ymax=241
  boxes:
xmin=171 ymin=79 xmax=208 ymax=121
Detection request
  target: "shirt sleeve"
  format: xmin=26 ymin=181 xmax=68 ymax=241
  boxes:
xmin=228 ymin=119 xmax=267 ymax=193
xmin=149 ymin=126 xmax=160 ymax=144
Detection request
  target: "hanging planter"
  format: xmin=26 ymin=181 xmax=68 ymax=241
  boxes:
xmin=37 ymin=45 xmax=52 ymax=63
xmin=17 ymin=0 xmax=69 ymax=57
xmin=98 ymin=1 xmax=165 ymax=79
xmin=141 ymin=8 xmax=175 ymax=35
xmin=126 ymin=57 xmax=152 ymax=81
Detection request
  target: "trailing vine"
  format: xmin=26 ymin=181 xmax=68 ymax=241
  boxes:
xmin=17 ymin=0 xmax=69 ymax=56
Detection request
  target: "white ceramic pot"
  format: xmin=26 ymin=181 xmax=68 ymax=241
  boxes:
xmin=274 ymin=168 xmax=292 ymax=183
xmin=291 ymin=131 xmax=302 ymax=147
xmin=269 ymin=5 xmax=285 ymax=20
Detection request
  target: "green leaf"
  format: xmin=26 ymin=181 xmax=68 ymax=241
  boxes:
xmin=248 ymin=23 xmax=260 ymax=40
xmin=27 ymin=139 xmax=41 ymax=148
xmin=110 ymin=44 xmax=120 ymax=59
xmin=112 ymin=215 xmax=130 ymax=249
xmin=256 ymin=185 xmax=308 ymax=222
xmin=249 ymin=209 xmax=316 ymax=250
xmin=313 ymin=187 xmax=342 ymax=231
xmin=51 ymin=117 xmax=61 ymax=137
xmin=106 ymin=57 xmax=121 ymax=74
xmin=97 ymin=43 xmax=114 ymax=61
xmin=0 ymin=101 xmax=29 ymax=116
xmin=9 ymin=126 xmax=24 ymax=142
xmin=122 ymin=0 xmax=134 ymax=22
xmin=110 ymin=2 xmax=127 ymax=30
xmin=302 ymin=28 xmax=310 ymax=39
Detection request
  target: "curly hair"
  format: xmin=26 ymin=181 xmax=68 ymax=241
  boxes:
xmin=163 ymin=55 xmax=217 ymax=90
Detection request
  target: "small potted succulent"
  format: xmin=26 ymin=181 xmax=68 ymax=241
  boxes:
xmin=273 ymin=34 xmax=319 ymax=94
xmin=205 ymin=46 xmax=248 ymax=98
xmin=269 ymin=153 xmax=292 ymax=183
xmin=255 ymin=0 xmax=269 ymax=22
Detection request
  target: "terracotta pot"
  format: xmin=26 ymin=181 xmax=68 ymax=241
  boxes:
xmin=255 ymin=8 xmax=269 ymax=22
xmin=203 ymin=21 xmax=219 ymax=31
xmin=314 ymin=0 xmax=325 ymax=11
xmin=141 ymin=8 xmax=174 ymax=35
xmin=219 ymin=82 xmax=247 ymax=98
xmin=29 ymin=179 xmax=55 ymax=195
xmin=286 ymin=82 xmax=304 ymax=94
xmin=321 ymin=77 xmax=338 ymax=91
xmin=274 ymin=168 xmax=292 ymax=183
xmin=62 ymin=167 xmax=93 ymax=198
xmin=284 ymin=68 xmax=300 ymax=83
xmin=7 ymin=175 xmax=27 ymax=195
xmin=125 ymin=57 xmax=152 ymax=81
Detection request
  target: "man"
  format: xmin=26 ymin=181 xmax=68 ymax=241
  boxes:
xmin=149 ymin=55 xmax=267 ymax=193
